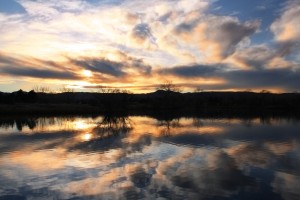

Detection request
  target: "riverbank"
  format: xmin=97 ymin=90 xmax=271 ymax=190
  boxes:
xmin=1 ymin=103 xmax=300 ymax=120
xmin=1 ymin=90 xmax=300 ymax=117
xmin=0 ymin=104 xmax=103 ymax=115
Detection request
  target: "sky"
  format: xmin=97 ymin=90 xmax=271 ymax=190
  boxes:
xmin=0 ymin=0 xmax=299 ymax=93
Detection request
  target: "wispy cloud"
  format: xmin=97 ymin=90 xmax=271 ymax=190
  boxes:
xmin=271 ymin=1 xmax=300 ymax=57
xmin=0 ymin=53 xmax=80 ymax=80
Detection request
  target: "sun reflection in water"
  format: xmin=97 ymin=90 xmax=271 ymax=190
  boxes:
xmin=81 ymin=133 xmax=93 ymax=142
xmin=74 ymin=121 xmax=90 ymax=130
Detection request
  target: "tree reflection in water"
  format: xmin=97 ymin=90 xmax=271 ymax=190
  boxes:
xmin=157 ymin=118 xmax=181 ymax=136
xmin=0 ymin=117 xmax=37 ymax=131
xmin=93 ymin=115 xmax=132 ymax=139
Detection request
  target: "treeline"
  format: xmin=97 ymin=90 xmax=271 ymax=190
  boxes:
xmin=1 ymin=89 xmax=300 ymax=112
xmin=0 ymin=90 xmax=37 ymax=103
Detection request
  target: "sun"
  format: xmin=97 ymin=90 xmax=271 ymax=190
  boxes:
xmin=82 ymin=70 xmax=93 ymax=77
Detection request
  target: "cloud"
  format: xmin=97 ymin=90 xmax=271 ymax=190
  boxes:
xmin=174 ymin=16 xmax=261 ymax=61
xmin=1 ymin=66 xmax=78 ymax=80
xmin=70 ymin=53 xmax=152 ymax=78
xmin=0 ymin=53 xmax=80 ymax=80
xmin=271 ymin=2 xmax=300 ymax=43
xmin=159 ymin=63 xmax=300 ymax=91
xmin=230 ymin=45 xmax=274 ymax=69
xmin=0 ymin=51 xmax=152 ymax=88
xmin=130 ymin=23 xmax=157 ymax=47
xmin=0 ymin=0 xmax=259 ymax=66
xmin=19 ymin=0 xmax=89 ymax=17
xmin=71 ymin=59 xmax=125 ymax=77
xmin=229 ymin=45 xmax=296 ymax=70
xmin=224 ymin=68 xmax=300 ymax=90
xmin=271 ymin=1 xmax=300 ymax=57
xmin=160 ymin=64 xmax=222 ymax=77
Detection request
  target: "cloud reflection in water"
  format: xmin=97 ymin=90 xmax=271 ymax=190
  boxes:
xmin=0 ymin=115 xmax=299 ymax=199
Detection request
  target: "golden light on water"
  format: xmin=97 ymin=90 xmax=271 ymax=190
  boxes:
xmin=74 ymin=121 xmax=91 ymax=130
xmin=81 ymin=133 xmax=93 ymax=142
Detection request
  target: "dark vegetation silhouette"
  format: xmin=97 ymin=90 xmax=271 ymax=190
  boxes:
xmin=0 ymin=117 xmax=37 ymax=131
xmin=93 ymin=114 xmax=132 ymax=139
xmin=2 ymin=109 xmax=300 ymax=132
xmin=1 ymin=85 xmax=300 ymax=115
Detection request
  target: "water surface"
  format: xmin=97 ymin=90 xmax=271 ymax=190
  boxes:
xmin=0 ymin=115 xmax=299 ymax=200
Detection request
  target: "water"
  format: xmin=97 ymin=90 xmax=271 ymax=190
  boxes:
xmin=0 ymin=115 xmax=299 ymax=200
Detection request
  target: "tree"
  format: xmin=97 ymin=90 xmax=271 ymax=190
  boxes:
xmin=96 ymin=86 xmax=131 ymax=94
xmin=260 ymin=89 xmax=271 ymax=94
xmin=157 ymin=81 xmax=182 ymax=92
xmin=194 ymin=87 xmax=204 ymax=93
xmin=33 ymin=85 xmax=52 ymax=93
xmin=58 ymin=86 xmax=74 ymax=93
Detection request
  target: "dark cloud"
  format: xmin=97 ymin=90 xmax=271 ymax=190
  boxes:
xmin=158 ymin=11 xmax=173 ymax=24
xmin=232 ymin=46 xmax=275 ymax=69
xmin=0 ymin=53 xmax=20 ymax=65
xmin=115 ymin=51 xmax=152 ymax=75
xmin=131 ymin=23 xmax=157 ymax=46
xmin=71 ymin=54 xmax=152 ymax=77
xmin=71 ymin=59 xmax=125 ymax=77
xmin=161 ymin=64 xmax=300 ymax=90
xmin=0 ymin=54 xmax=79 ymax=80
xmin=1 ymin=66 xmax=78 ymax=79
xmin=0 ymin=52 xmax=152 ymax=81
xmin=276 ymin=41 xmax=300 ymax=58
xmin=132 ymin=23 xmax=152 ymax=41
xmin=175 ymin=20 xmax=199 ymax=33
xmin=220 ymin=21 xmax=259 ymax=42
xmin=224 ymin=68 xmax=300 ymax=90
xmin=160 ymin=64 xmax=222 ymax=77
xmin=129 ymin=58 xmax=152 ymax=74
xmin=212 ymin=20 xmax=260 ymax=57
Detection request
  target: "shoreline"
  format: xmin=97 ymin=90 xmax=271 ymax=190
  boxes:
xmin=1 ymin=103 xmax=300 ymax=119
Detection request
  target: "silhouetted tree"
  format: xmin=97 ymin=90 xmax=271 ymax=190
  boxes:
xmin=58 ymin=86 xmax=74 ymax=93
xmin=260 ymin=89 xmax=271 ymax=94
xmin=194 ymin=87 xmax=204 ymax=93
xmin=157 ymin=80 xmax=182 ymax=92
xmin=33 ymin=85 xmax=52 ymax=93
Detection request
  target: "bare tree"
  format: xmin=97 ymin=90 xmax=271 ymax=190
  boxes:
xmin=194 ymin=87 xmax=204 ymax=93
xmin=33 ymin=85 xmax=52 ymax=93
xmin=243 ymin=89 xmax=253 ymax=92
xmin=96 ymin=86 xmax=132 ymax=94
xmin=58 ymin=86 xmax=74 ymax=93
xmin=260 ymin=89 xmax=271 ymax=94
xmin=157 ymin=80 xmax=182 ymax=92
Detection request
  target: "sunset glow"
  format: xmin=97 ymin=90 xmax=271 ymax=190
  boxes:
xmin=0 ymin=0 xmax=299 ymax=92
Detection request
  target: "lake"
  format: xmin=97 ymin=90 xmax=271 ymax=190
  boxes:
xmin=0 ymin=115 xmax=299 ymax=200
